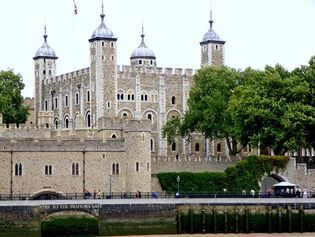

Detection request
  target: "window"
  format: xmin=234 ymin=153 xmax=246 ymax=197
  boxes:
xmin=171 ymin=96 xmax=176 ymax=105
xmin=65 ymin=117 xmax=69 ymax=128
xmin=144 ymin=95 xmax=148 ymax=101
xmin=76 ymin=93 xmax=79 ymax=105
xmin=107 ymin=101 xmax=111 ymax=108
xmin=102 ymin=55 xmax=104 ymax=61
xmin=49 ymin=70 xmax=51 ymax=75
xmin=172 ymin=142 xmax=176 ymax=151
xmin=72 ymin=163 xmax=79 ymax=176
xmin=15 ymin=163 xmax=22 ymax=176
xmin=136 ymin=162 xmax=139 ymax=172
xmin=127 ymin=94 xmax=131 ymax=100
xmin=215 ymin=45 xmax=218 ymax=50
xmin=122 ymin=113 xmax=128 ymax=118
xmin=147 ymin=162 xmax=150 ymax=171
xmin=87 ymin=90 xmax=90 ymax=103
xmin=45 ymin=100 xmax=48 ymax=111
xmin=54 ymin=97 xmax=58 ymax=109
xmin=147 ymin=114 xmax=152 ymax=121
xmin=131 ymin=95 xmax=135 ymax=100
xmin=139 ymin=60 xmax=142 ymax=65
xmin=111 ymin=134 xmax=117 ymax=138
xmin=112 ymin=163 xmax=119 ymax=175
xmin=86 ymin=112 xmax=91 ymax=127
xmin=150 ymin=60 xmax=153 ymax=65
xmin=45 ymin=165 xmax=52 ymax=175
xmin=111 ymin=56 xmax=114 ymax=61
xmin=102 ymin=42 xmax=105 ymax=47
xmin=43 ymin=70 xmax=46 ymax=75
xmin=55 ymin=119 xmax=58 ymax=129
xmin=65 ymin=95 xmax=69 ymax=107
xmin=111 ymin=42 xmax=114 ymax=48
xmin=217 ymin=143 xmax=221 ymax=152
xmin=195 ymin=143 xmax=200 ymax=152
xmin=141 ymin=95 xmax=144 ymax=101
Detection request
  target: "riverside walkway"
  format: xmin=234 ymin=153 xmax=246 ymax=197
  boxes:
xmin=1 ymin=197 xmax=315 ymax=207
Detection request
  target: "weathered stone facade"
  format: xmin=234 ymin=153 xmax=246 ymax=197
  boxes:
xmin=0 ymin=5 xmax=255 ymax=196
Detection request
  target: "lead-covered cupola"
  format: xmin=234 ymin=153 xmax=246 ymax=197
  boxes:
xmin=89 ymin=3 xmax=116 ymax=42
xmin=33 ymin=26 xmax=58 ymax=60
xmin=130 ymin=25 xmax=156 ymax=67
xmin=200 ymin=9 xmax=225 ymax=67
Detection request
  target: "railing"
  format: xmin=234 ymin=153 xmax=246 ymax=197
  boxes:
xmin=1 ymin=191 xmax=314 ymax=201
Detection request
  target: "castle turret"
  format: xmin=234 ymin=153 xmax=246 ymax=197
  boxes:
xmin=130 ymin=25 xmax=156 ymax=67
xmin=33 ymin=26 xmax=58 ymax=127
xmin=89 ymin=3 xmax=117 ymax=125
xmin=200 ymin=9 xmax=225 ymax=67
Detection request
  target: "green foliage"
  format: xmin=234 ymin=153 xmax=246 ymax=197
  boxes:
xmin=164 ymin=56 xmax=315 ymax=156
xmin=0 ymin=69 xmax=28 ymax=125
xmin=157 ymin=155 xmax=289 ymax=193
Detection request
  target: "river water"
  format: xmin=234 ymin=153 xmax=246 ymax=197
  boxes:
xmin=3 ymin=233 xmax=315 ymax=237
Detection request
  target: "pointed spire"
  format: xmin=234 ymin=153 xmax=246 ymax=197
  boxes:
xmin=140 ymin=19 xmax=146 ymax=46
xmin=209 ymin=9 xmax=213 ymax=29
xmin=100 ymin=0 xmax=105 ymax=21
xmin=43 ymin=19 xmax=48 ymax=43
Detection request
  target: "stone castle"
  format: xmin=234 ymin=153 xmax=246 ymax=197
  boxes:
xmin=0 ymin=4 xmax=257 ymax=198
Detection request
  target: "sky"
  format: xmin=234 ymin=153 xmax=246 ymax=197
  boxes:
xmin=0 ymin=0 xmax=315 ymax=97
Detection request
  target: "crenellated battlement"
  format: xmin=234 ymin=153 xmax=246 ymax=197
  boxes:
xmin=117 ymin=65 xmax=194 ymax=77
xmin=98 ymin=117 xmax=151 ymax=132
xmin=43 ymin=67 xmax=90 ymax=85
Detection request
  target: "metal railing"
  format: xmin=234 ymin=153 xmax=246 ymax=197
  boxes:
xmin=1 ymin=191 xmax=314 ymax=201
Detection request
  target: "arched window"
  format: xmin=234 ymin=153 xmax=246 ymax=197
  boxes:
xmin=131 ymin=94 xmax=135 ymax=100
xmin=15 ymin=163 xmax=22 ymax=176
xmin=217 ymin=143 xmax=221 ymax=152
xmin=54 ymin=119 xmax=58 ymax=129
xmin=65 ymin=117 xmax=69 ymax=128
xmin=144 ymin=95 xmax=148 ymax=101
xmin=45 ymin=165 xmax=52 ymax=175
xmin=122 ymin=113 xmax=128 ymax=118
xmin=172 ymin=142 xmax=176 ymax=151
xmin=86 ymin=112 xmax=91 ymax=127
xmin=111 ymin=134 xmax=117 ymax=138
xmin=72 ymin=163 xmax=79 ymax=176
xmin=112 ymin=163 xmax=116 ymax=175
xmin=195 ymin=143 xmax=200 ymax=152
xmin=127 ymin=94 xmax=131 ymax=100
xmin=116 ymin=163 xmax=119 ymax=175
xmin=171 ymin=96 xmax=176 ymax=104
xmin=147 ymin=114 xmax=152 ymax=121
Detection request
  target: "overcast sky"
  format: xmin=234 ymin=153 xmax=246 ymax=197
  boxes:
xmin=0 ymin=0 xmax=315 ymax=97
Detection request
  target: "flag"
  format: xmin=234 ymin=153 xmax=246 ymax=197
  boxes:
xmin=73 ymin=0 xmax=78 ymax=15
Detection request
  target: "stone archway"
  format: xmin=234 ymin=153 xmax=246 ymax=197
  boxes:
xmin=41 ymin=211 xmax=99 ymax=236
xmin=31 ymin=190 xmax=66 ymax=200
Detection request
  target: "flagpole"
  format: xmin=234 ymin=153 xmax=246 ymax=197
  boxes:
xmin=73 ymin=0 xmax=77 ymax=70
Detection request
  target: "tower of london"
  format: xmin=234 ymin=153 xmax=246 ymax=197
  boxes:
xmin=0 ymin=4 xmax=235 ymax=198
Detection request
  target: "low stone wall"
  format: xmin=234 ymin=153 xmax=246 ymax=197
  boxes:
xmin=1 ymin=199 xmax=315 ymax=236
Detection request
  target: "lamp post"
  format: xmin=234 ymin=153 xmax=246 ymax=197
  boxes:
xmin=176 ymin=176 xmax=180 ymax=196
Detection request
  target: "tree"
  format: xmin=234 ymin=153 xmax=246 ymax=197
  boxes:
xmin=229 ymin=64 xmax=315 ymax=155
xmin=163 ymin=66 xmax=243 ymax=155
xmin=0 ymin=70 xmax=28 ymax=126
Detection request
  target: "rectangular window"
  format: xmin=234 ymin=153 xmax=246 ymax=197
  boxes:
xmin=76 ymin=93 xmax=79 ymax=105
xmin=136 ymin=162 xmax=139 ymax=172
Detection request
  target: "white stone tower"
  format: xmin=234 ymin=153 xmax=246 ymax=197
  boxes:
xmin=33 ymin=26 xmax=58 ymax=127
xmin=89 ymin=3 xmax=117 ymax=125
xmin=200 ymin=9 xmax=225 ymax=67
